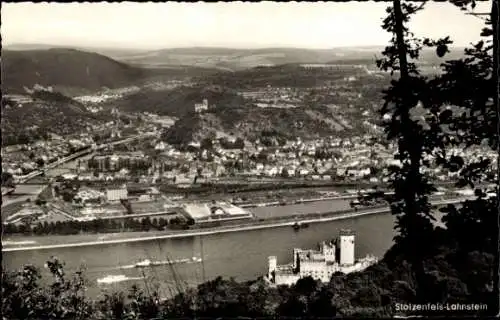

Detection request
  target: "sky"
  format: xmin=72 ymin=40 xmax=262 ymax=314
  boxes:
xmin=2 ymin=1 xmax=491 ymax=50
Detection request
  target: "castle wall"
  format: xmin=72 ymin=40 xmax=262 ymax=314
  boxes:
xmin=275 ymin=274 xmax=300 ymax=286
xmin=269 ymin=232 xmax=377 ymax=286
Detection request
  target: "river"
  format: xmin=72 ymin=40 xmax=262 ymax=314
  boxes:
xmin=3 ymin=207 xmax=447 ymax=300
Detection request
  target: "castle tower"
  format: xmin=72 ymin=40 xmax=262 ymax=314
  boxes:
xmin=268 ymin=256 xmax=277 ymax=279
xmin=339 ymin=229 xmax=355 ymax=266
xmin=322 ymin=241 xmax=336 ymax=263
xmin=292 ymin=248 xmax=300 ymax=269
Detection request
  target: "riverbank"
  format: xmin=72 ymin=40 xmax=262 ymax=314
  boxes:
xmin=2 ymin=208 xmax=388 ymax=252
xmin=1 ymin=196 xmax=470 ymax=252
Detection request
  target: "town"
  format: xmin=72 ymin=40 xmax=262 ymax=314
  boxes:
xmin=2 ymin=83 xmax=497 ymax=235
xmin=2 ymin=1 xmax=497 ymax=318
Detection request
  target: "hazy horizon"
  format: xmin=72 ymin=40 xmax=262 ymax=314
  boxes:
xmin=3 ymin=42 xmax=469 ymax=51
xmin=2 ymin=2 xmax=490 ymax=50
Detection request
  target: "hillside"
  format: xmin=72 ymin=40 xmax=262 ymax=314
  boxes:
xmin=198 ymin=64 xmax=371 ymax=89
xmin=1 ymin=91 xmax=112 ymax=146
xmin=4 ymin=43 xmax=146 ymax=56
xmin=109 ymin=84 xmax=236 ymax=118
xmin=2 ymin=46 xmax=467 ymax=81
xmin=163 ymin=105 xmax=359 ymax=146
xmin=153 ymin=64 xmax=391 ymax=145
xmin=1 ymin=48 xmax=172 ymax=95
xmin=117 ymin=47 xmax=381 ymax=71
xmin=115 ymin=46 xmax=466 ymax=71
xmin=161 ymin=90 xmax=385 ymax=146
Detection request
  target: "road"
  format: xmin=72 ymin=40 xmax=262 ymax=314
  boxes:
xmin=1 ymin=184 xmax=49 ymax=208
xmin=2 ymin=133 xmax=156 ymax=214
xmin=15 ymin=133 xmax=156 ymax=184
xmin=2 ymin=196 xmax=474 ymax=252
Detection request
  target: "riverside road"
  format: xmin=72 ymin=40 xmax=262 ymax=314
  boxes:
xmin=2 ymin=195 xmax=471 ymax=300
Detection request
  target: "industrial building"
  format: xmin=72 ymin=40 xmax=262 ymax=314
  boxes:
xmin=105 ymin=186 xmax=128 ymax=202
xmin=266 ymin=230 xmax=378 ymax=286
xmin=176 ymin=201 xmax=253 ymax=224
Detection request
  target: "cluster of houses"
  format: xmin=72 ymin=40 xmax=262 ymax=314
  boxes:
xmin=49 ymin=130 xmax=498 ymax=188
xmin=2 ymin=117 xmax=160 ymax=183
xmin=2 ymin=136 xmax=92 ymax=176
xmin=241 ymin=87 xmax=306 ymax=105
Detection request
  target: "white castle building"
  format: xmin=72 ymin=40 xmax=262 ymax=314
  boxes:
xmin=194 ymin=99 xmax=209 ymax=113
xmin=266 ymin=230 xmax=378 ymax=286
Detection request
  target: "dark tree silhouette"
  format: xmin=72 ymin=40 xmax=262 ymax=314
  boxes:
xmin=374 ymin=0 xmax=497 ymax=313
xmin=1 ymin=171 xmax=15 ymax=188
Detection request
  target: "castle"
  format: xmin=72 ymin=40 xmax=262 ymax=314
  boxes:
xmin=266 ymin=230 xmax=378 ymax=286
xmin=194 ymin=99 xmax=209 ymax=113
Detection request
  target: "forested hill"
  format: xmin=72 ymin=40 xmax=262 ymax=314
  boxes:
xmin=1 ymin=48 xmax=164 ymax=95
xmin=109 ymin=85 xmax=241 ymax=118
xmin=2 ymin=90 xmax=112 ymax=146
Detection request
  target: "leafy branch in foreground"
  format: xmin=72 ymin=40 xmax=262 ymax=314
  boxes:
xmin=376 ymin=2 xmax=444 ymax=304
xmin=374 ymin=0 xmax=498 ymax=311
xmin=2 ymin=257 xmax=92 ymax=320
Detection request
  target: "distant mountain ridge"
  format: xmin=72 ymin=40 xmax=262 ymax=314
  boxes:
xmin=1 ymin=48 xmax=159 ymax=95
xmin=1 ymin=44 xmax=415 ymax=72
xmin=1 ymin=48 xmax=216 ymax=95
xmin=116 ymin=47 xmax=377 ymax=71
xmin=3 ymin=43 xmax=149 ymax=59
xmin=110 ymin=46 xmax=467 ymax=71
xmin=2 ymin=45 xmax=467 ymax=95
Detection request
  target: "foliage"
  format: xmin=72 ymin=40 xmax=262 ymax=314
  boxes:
xmin=111 ymin=85 xmax=228 ymax=118
xmin=1 ymin=172 xmax=15 ymax=188
xmin=3 ymin=217 xmax=168 ymax=236
xmin=372 ymin=0 xmax=498 ymax=313
xmin=2 ymin=258 xmax=92 ymax=319
xmin=162 ymin=66 xmax=390 ymax=146
xmin=5 ymin=252 xmax=493 ymax=319
xmin=2 ymin=91 xmax=111 ymax=146
xmin=203 ymin=64 xmax=378 ymax=89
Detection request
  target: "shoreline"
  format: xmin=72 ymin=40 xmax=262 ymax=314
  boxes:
xmin=3 ymin=207 xmax=392 ymax=252
xmin=2 ymin=196 xmax=470 ymax=252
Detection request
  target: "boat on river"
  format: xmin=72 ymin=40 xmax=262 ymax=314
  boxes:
xmin=135 ymin=259 xmax=152 ymax=267
xmin=135 ymin=257 xmax=202 ymax=268
xmin=292 ymin=221 xmax=309 ymax=231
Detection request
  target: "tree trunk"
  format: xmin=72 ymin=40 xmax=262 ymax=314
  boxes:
xmin=392 ymin=0 xmax=426 ymax=304
xmin=393 ymin=0 xmax=410 ymax=80
xmin=492 ymin=0 xmax=499 ymax=308
xmin=493 ymin=0 xmax=498 ymax=149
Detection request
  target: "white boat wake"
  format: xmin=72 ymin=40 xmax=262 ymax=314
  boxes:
xmin=97 ymin=274 xmax=144 ymax=285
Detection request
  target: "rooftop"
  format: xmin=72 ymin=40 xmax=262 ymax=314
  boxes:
xmin=339 ymin=229 xmax=354 ymax=236
xmin=179 ymin=201 xmax=252 ymax=220
xmin=181 ymin=203 xmax=212 ymax=220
